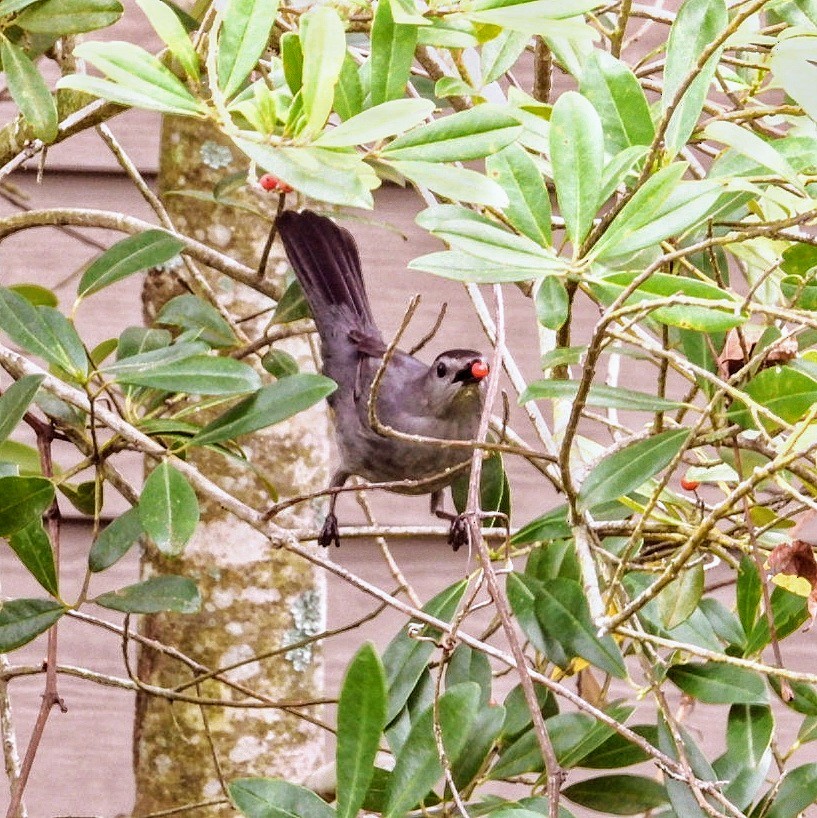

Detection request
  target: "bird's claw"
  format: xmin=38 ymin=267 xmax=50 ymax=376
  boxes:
xmin=318 ymin=513 xmax=341 ymax=548
xmin=448 ymin=515 xmax=470 ymax=552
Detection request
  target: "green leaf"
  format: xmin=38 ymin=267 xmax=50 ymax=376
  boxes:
xmin=521 ymin=378 xmax=683 ymax=412
xmin=299 ymin=6 xmax=346 ymax=137
xmin=745 ymin=587 xmax=808 ymax=656
xmin=370 ymin=0 xmax=418 ymax=106
xmin=657 ymin=561 xmax=704 ymax=629
xmin=7 ymin=520 xmax=58 ymax=596
xmin=67 ymin=41 xmax=204 ymax=116
xmin=191 ymin=373 xmax=336 ymax=447
xmin=0 ymin=375 xmax=44 ymax=446
xmin=383 ymin=683 xmax=480 ymax=818
xmin=138 ymin=462 xmax=199 ymax=556
xmin=95 ymin=575 xmax=201 ymax=613
xmin=387 ymin=159 xmax=509 ymax=207
xmin=588 ymin=270 xmax=745 ymax=332
xmin=337 ymin=643 xmax=388 ymax=818
xmin=550 ymin=91 xmax=603 ymax=247
xmin=271 ymin=279 xmax=309 ymax=325
xmin=115 ymin=354 xmax=260 ymax=395
xmin=534 ymin=577 xmax=627 ymax=678
xmin=316 ymin=99 xmax=434 ymax=148
xmin=156 ymin=294 xmax=236 ymax=348
xmin=452 ymin=704 xmax=505 ymax=788
xmin=105 ymin=340 xmax=207 ymax=376
xmin=0 ymin=36 xmax=58 ymax=142
xmin=668 ymin=662 xmax=768 ymax=705
xmin=578 ymin=429 xmax=689 ymax=511
xmin=511 ymin=505 xmax=571 ymax=545
xmin=564 ymin=775 xmax=668 ymax=815
xmin=728 ymin=365 xmax=817 ymax=431
xmin=383 ymin=104 xmax=522 ymax=162
xmin=408 ymin=250 xmax=548 ymax=283
xmin=135 ymin=0 xmax=199 ymax=80
xmin=771 ymin=36 xmax=817 ymax=125
xmin=0 ymin=598 xmax=63 ymax=652
xmin=0 ymin=476 xmax=54 ymax=537
xmin=501 ymin=682 xmax=558 ymax=740
xmin=280 ymin=31 xmax=302 ymax=94
xmin=58 ymin=480 xmax=99 ymax=516
xmin=445 ymin=644 xmax=492 ymax=707
xmin=8 ymin=284 xmax=58 ymax=307
xmin=261 ymin=348 xmax=299 ymax=378
xmin=662 ymin=0 xmax=727 ymax=156
xmin=78 ymin=230 xmax=185 ymax=299
xmin=0 ymin=287 xmax=88 ymax=377
xmin=216 ymin=0 xmax=278 ymax=100
xmin=234 ymin=138 xmax=377 ymax=209
xmin=534 ymin=276 xmax=569 ymax=330
xmin=57 ymin=72 xmax=197 ymax=116
xmin=726 ymin=704 xmax=773 ymax=767
xmin=334 ymin=52 xmax=364 ymax=121
xmin=507 ymin=572 xmax=570 ymax=668
xmin=88 ymin=506 xmax=144 ymax=572
xmin=578 ymin=724 xmax=658 ymax=769
xmin=482 ymin=28 xmax=530 ymax=85
xmin=383 ymin=580 xmax=467 ymax=723
xmin=759 ymin=762 xmax=817 ymax=818
xmin=0 ymin=0 xmax=46 ymax=15
xmin=230 ymin=778 xmax=336 ymax=818
xmin=737 ymin=556 xmax=762 ymax=635
xmin=486 ymin=143 xmax=552 ymax=247
xmin=15 ymin=0 xmax=122 ymax=35
xmin=580 ymin=50 xmax=654 ymax=155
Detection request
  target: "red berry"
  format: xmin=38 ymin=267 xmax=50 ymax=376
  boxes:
xmin=471 ymin=360 xmax=490 ymax=380
xmin=680 ymin=477 xmax=700 ymax=491
xmin=259 ymin=173 xmax=293 ymax=193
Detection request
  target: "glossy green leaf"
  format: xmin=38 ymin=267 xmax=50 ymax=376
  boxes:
xmin=589 ymin=270 xmax=744 ymax=332
xmin=526 ymin=539 xmax=580 ymax=584
xmin=482 ymin=28 xmax=530 ymax=85
xmin=501 ymin=682 xmax=558 ymax=740
xmin=231 ymin=778 xmax=335 ymax=818
xmin=66 ymin=42 xmax=205 ymax=115
xmin=564 ymin=775 xmax=668 ymax=815
xmin=745 ymin=587 xmax=808 ymax=656
xmin=737 ymin=555 xmax=762 ymax=635
xmin=578 ymin=428 xmax=689 ymax=512
xmin=234 ymin=138 xmax=377 ymax=209
xmin=58 ymin=480 xmax=99 ymax=516
xmin=217 ymin=0 xmax=278 ymax=99
xmin=417 ymin=206 xmax=561 ymax=270
xmin=15 ymin=0 xmax=122 ymax=34
xmin=408 ymin=250 xmax=548 ymax=283
xmin=106 ymin=341 xmax=206 ymax=377
xmin=770 ymin=36 xmax=817 ymax=124
xmin=511 ymin=505 xmax=571 ymax=545
xmin=58 ymin=72 xmax=195 ymax=116
xmin=370 ymin=0 xmax=418 ymax=106
xmin=280 ymin=31 xmax=302 ymax=94
xmin=316 ymin=99 xmax=433 ymax=148
xmin=0 ymin=598 xmax=64 ymax=651
xmin=271 ymin=279 xmax=309 ymax=325
xmin=88 ymin=506 xmax=145 ymax=573
xmin=452 ymin=704 xmax=505 ymax=788
xmin=759 ymin=762 xmax=817 ymax=818
xmin=388 ymin=159 xmax=509 ymax=207
xmin=728 ymin=365 xmax=817 ymax=431
xmin=486 ymin=143 xmax=552 ymax=246
xmin=0 ymin=287 xmax=88 ymax=377
xmin=726 ymin=704 xmax=773 ymax=767
xmin=662 ymin=0 xmax=727 ymax=156
xmin=521 ymin=378 xmax=683 ymax=411
xmin=0 ymin=36 xmax=58 ymax=142
xmin=383 ymin=104 xmax=522 ymax=162
xmin=95 ymin=575 xmax=201 ymax=613
xmin=0 ymin=476 xmax=54 ymax=537
xmin=8 ymin=284 xmax=58 ymax=307
xmin=578 ymin=724 xmax=658 ymax=769
xmin=156 ymin=294 xmax=236 ymax=348
xmin=139 ymin=462 xmax=199 ymax=556
xmin=658 ymin=717 xmax=718 ymax=818
xmin=598 ymin=145 xmax=649 ymax=204
xmin=0 ymin=375 xmax=44 ymax=446
xmin=382 ymin=580 xmax=467 ymax=723
xmin=337 ymin=643 xmax=388 ymax=818
xmin=300 ymin=6 xmax=346 ymax=137
xmin=550 ymin=91 xmax=603 ymax=247
xmin=534 ymin=577 xmax=626 ymax=678
xmin=78 ymin=230 xmax=185 ymax=299
xmin=580 ymin=50 xmax=654 ymax=154
xmin=383 ymin=683 xmax=480 ymax=818
xmin=0 ymin=0 xmax=45 ymax=14
xmin=192 ymin=373 xmax=336 ymax=446
xmin=7 ymin=520 xmax=57 ymax=596
xmin=668 ymin=662 xmax=767 ymax=705
xmin=657 ymin=561 xmax=704 ymax=629
xmin=334 ymin=52 xmax=363 ymax=121
xmin=261 ymin=348 xmax=299 ymax=378
xmin=446 ymin=644 xmax=492 ymax=707
xmin=534 ymin=276 xmax=569 ymax=330
xmin=112 ymin=354 xmax=261 ymax=395
xmin=135 ymin=0 xmax=199 ymax=80
xmin=507 ymin=572 xmax=570 ymax=668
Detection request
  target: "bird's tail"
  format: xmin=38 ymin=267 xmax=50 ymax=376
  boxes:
xmin=277 ymin=209 xmax=379 ymax=342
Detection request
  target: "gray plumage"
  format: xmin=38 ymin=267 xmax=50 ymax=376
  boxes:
xmin=277 ymin=209 xmax=488 ymax=546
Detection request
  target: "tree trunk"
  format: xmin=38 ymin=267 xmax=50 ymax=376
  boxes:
xmin=132 ymin=117 xmax=331 ymax=815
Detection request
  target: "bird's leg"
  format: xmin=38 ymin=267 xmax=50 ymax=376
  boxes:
xmin=430 ymin=490 xmax=470 ymax=552
xmin=319 ymin=470 xmax=350 ymax=547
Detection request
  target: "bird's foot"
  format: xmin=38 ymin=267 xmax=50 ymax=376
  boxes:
xmin=318 ymin=513 xmax=341 ymax=548
xmin=447 ymin=515 xmax=471 ymax=552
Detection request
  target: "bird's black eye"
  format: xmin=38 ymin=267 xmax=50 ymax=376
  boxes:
xmin=436 ymin=361 xmax=447 ymax=378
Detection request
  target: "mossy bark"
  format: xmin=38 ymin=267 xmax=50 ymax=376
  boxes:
xmin=132 ymin=117 xmax=332 ymax=815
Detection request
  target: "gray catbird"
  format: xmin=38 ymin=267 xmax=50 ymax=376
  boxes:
xmin=276 ymin=209 xmax=489 ymax=548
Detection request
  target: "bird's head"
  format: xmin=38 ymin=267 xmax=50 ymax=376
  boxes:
xmin=423 ymin=349 xmax=490 ymax=417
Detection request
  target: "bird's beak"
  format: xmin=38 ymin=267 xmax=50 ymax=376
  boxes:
xmin=453 ymin=358 xmax=490 ymax=385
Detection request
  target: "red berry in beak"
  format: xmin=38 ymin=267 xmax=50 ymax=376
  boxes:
xmin=471 ymin=360 xmax=490 ymax=380
xmin=259 ymin=173 xmax=293 ymax=193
